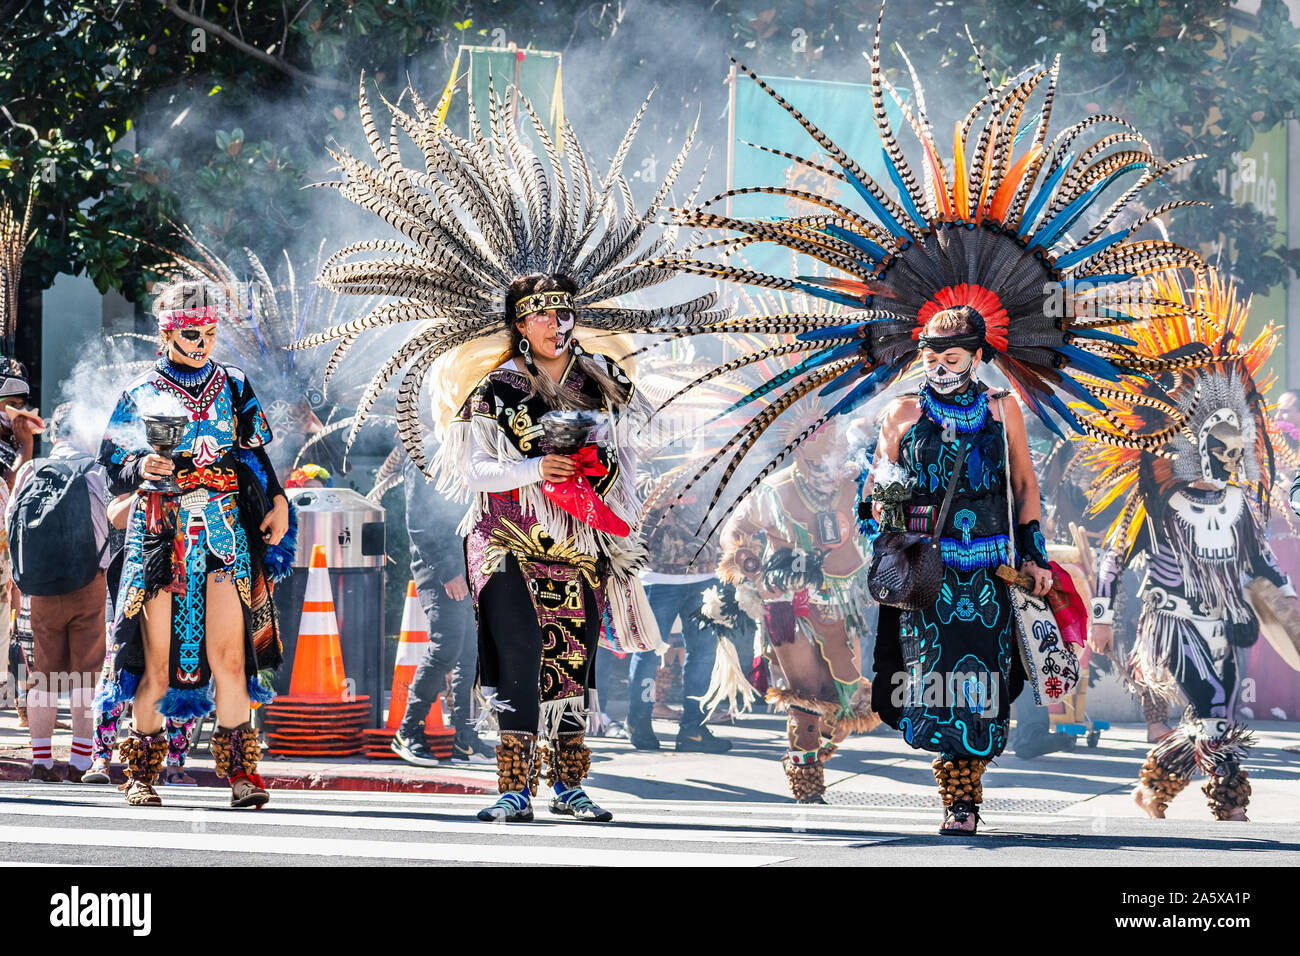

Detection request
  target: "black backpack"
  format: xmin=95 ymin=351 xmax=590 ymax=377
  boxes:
xmin=8 ymin=456 xmax=104 ymax=596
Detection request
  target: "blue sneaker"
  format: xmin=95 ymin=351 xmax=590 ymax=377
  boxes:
xmin=477 ymin=790 xmax=533 ymax=823
xmin=549 ymin=785 xmax=613 ymax=822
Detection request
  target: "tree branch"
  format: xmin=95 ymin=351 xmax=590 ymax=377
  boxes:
xmin=162 ymin=0 xmax=349 ymax=92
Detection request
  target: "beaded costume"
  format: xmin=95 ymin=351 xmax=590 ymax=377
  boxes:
xmin=719 ymin=417 xmax=877 ymax=803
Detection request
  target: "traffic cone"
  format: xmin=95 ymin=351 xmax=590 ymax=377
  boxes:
xmin=365 ymin=581 xmax=454 ymax=761
xmin=289 ymin=544 xmax=348 ymax=700
xmin=264 ymin=544 xmax=368 ymax=758
xmin=385 ymin=580 xmax=451 ymax=730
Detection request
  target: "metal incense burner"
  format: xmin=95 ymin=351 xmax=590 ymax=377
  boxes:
xmin=140 ymin=413 xmax=188 ymax=494
xmin=540 ymin=410 xmax=599 ymax=455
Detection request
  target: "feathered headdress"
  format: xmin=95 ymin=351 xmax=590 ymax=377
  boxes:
xmin=637 ymin=1 xmax=1208 ymax=535
xmin=1080 ymin=269 xmax=1279 ymax=557
xmin=291 ymin=72 xmax=724 ymax=475
xmin=150 ymin=228 xmax=381 ymax=471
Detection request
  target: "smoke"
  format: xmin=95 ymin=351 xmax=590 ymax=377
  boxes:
xmin=55 ymin=332 xmax=159 ymax=457
xmin=115 ymin=1 xmax=1016 ymax=485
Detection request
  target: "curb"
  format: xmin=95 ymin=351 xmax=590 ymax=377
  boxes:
xmin=0 ymin=757 xmax=493 ymax=795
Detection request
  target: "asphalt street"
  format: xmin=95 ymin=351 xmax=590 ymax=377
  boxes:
xmin=2 ymin=784 xmax=1296 ymax=866
xmin=3 ymin=712 xmax=1298 ymax=866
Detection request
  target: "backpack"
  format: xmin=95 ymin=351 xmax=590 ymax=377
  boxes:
xmin=8 ymin=456 xmax=104 ymax=596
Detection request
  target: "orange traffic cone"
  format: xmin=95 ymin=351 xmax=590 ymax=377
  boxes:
xmin=264 ymin=544 xmax=367 ymax=758
xmin=364 ymin=581 xmax=454 ymax=761
xmin=289 ymin=544 xmax=348 ymax=700
xmin=387 ymin=581 xmax=431 ymax=727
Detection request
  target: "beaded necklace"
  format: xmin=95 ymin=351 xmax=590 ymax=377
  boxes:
xmin=157 ymin=357 xmax=215 ymax=392
xmin=920 ymin=383 xmax=989 ymax=433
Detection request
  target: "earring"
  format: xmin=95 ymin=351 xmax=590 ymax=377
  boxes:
xmin=570 ymin=338 xmax=584 ymax=356
xmin=517 ymin=337 xmax=536 ymax=369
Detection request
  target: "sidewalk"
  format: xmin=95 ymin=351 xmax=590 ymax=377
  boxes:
xmin=3 ymin=703 xmax=1299 ymax=819
xmin=0 ymin=707 xmax=493 ymax=795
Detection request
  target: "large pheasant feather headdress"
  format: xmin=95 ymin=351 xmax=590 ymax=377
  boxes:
xmin=1081 ymin=269 xmax=1279 ymax=557
xmin=291 ymin=73 xmax=723 ymax=473
xmin=637 ymin=0 xmax=1208 ymax=535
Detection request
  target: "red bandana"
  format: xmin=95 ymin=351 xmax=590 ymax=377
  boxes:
xmin=541 ymin=445 xmax=631 ymax=537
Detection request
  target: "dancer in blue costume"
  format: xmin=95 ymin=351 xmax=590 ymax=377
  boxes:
xmin=868 ymin=306 xmax=1052 ymax=834
xmin=97 ymin=279 xmax=294 ymax=809
xmin=637 ymin=5 xmax=1206 ymax=834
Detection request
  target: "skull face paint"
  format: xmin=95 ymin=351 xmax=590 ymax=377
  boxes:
xmin=553 ymin=309 xmax=576 ymax=352
xmin=923 ymin=348 xmax=976 ymax=394
xmin=167 ymin=326 xmax=216 ymax=367
xmin=521 ymin=308 xmax=575 ymax=358
xmin=794 ymin=421 xmax=847 ymax=495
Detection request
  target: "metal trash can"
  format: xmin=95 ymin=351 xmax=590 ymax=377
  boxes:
xmin=272 ymin=487 xmax=387 ymax=727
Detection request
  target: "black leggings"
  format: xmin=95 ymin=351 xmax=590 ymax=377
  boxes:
xmin=1172 ymin=630 xmax=1238 ymax=723
xmin=477 ymin=554 xmax=601 ymax=735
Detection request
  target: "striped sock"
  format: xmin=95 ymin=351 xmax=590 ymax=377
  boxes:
xmin=30 ymin=738 xmax=53 ymax=768
xmin=70 ymin=737 xmax=94 ymax=771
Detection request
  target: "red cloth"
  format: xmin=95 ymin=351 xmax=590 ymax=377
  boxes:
xmin=1047 ymin=562 xmax=1088 ymax=648
xmin=541 ymin=445 xmax=630 ymax=537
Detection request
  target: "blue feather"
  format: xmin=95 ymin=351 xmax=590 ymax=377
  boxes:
xmin=248 ymin=673 xmax=277 ymax=706
xmin=841 ymin=168 xmax=911 ymax=240
xmin=789 ymin=279 xmax=865 ymax=309
xmin=1056 ymin=344 xmax=1122 ymax=382
xmin=158 ymin=684 xmax=216 ymax=721
xmin=1052 ymin=371 xmax=1107 ymax=410
xmin=1053 ymin=229 xmax=1127 ymax=270
xmin=797 ymin=322 xmax=867 ymax=342
xmin=882 ymin=149 xmax=928 ymax=231
xmin=1031 ymin=162 xmax=1148 ymax=251
xmin=817 ymin=360 xmax=866 ymax=398
xmin=823 ymin=223 xmax=888 ymax=262
xmin=264 ymin=503 xmax=298 ymax=583
xmin=1041 ymin=390 xmax=1083 ymax=432
xmin=708 ymin=340 xmax=860 ymax=425
xmin=826 ymin=358 xmax=905 ymax=418
xmin=1078 ymin=273 xmax=1137 ymax=286
xmin=1070 ymin=326 xmax=1136 ymax=346
xmin=1017 ymin=154 xmax=1073 ymax=239
xmin=1013 ymin=114 xmax=1040 ymax=146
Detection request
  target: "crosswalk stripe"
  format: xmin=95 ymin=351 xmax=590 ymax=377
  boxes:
xmin=0 ymin=786 xmax=1088 ymax=835
xmin=0 ymin=825 xmax=791 ymax=867
xmin=0 ymin=800 xmax=898 ymax=846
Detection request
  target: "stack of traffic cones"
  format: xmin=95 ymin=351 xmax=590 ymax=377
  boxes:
xmin=362 ymin=580 xmax=456 ymax=761
xmin=263 ymin=545 xmax=368 ymax=757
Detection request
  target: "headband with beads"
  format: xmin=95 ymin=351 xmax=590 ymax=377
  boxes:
xmin=515 ymin=290 xmax=574 ymax=321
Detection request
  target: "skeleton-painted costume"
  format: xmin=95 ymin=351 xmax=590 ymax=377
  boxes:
xmin=1084 ymin=271 xmax=1292 ymax=820
xmin=97 ymin=347 xmax=290 ymax=721
xmin=719 ymin=433 xmax=878 ymax=803
xmin=639 ymin=7 xmax=1205 ymax=830
xmin=296 ymin=75 xmax=714 ymax=822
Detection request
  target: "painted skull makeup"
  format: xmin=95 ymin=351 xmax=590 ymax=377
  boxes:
xmin=554 ymin=309 xmax=576 ymax=352
xmin=924 ymin=351 xmax=975 ymax=394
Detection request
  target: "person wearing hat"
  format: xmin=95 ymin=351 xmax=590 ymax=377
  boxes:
xmin=0 ymin=358 xmax=40 ymax=731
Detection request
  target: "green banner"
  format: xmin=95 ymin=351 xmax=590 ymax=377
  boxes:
xmin=730 ymin=74 xmax=904 ymax=275
xmin=462 ymin=46 xmax=562 ymax=144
